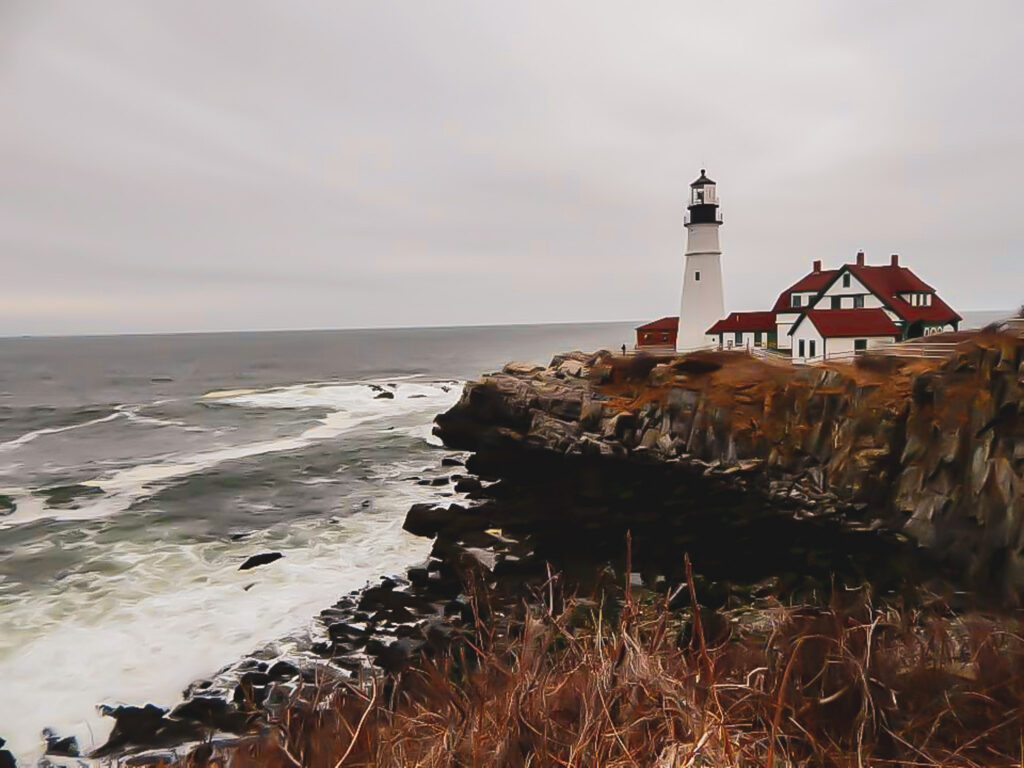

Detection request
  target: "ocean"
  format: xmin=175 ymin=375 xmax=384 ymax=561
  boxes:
xmin=0 ymin=314 xmax=1008 ymax=761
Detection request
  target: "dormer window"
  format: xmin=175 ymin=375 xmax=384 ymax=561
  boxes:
xmin=792 ymin=294 xmax=802 ymax=308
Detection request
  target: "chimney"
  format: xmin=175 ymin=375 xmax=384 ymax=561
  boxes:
xmin=856 ymin=250 xmax=865 ymax=266
xmin=812 ymin=259 xmax=822 ymax=273
xmin=890 ymin=253 xmax=899 ymax=267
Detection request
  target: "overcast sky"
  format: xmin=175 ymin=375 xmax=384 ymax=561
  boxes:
xmin=1 ymin=2 xmax=1021 ymax=336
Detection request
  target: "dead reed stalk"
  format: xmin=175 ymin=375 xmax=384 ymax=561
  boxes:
xmin=181 ymin=574 xmax=1024 ymax=767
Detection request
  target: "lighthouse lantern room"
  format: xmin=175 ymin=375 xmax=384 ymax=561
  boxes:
xmin=678 ymin=169 xmax=725 ymax=351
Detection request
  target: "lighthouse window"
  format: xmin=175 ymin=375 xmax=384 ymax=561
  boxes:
xmin=695 ymin=271 xmax=701 ymax=282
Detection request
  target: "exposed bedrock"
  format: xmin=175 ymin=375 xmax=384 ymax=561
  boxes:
xmin=434 ymin=335 xmax=1024 ymax=598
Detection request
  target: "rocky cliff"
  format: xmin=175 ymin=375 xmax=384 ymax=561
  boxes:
xmin=435 ymin=334 xmax=1024 ymax=598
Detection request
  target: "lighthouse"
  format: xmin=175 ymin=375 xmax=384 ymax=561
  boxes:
xmin=677 ymin=169 xmax=725 ymax=351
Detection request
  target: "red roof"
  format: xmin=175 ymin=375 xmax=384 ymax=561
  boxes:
xmin=636 ymin=316 xmax=679 ymax=332
xmin=772 ymin=269 xmax=838 ymax=312
xmin=798 ymin=308 xmax=901 ymax=338
xmin=706 ymin=311 xmax=777 ymax=334
xmin=846 ymin=264 xmax=961 ymax=325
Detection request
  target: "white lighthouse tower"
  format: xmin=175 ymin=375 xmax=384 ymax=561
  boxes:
xmin=677 ymin=169 xmax=725 ymax=351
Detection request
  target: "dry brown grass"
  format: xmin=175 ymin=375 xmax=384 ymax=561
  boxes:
xmin=174 ymin=556 xmax=1024 ymax=768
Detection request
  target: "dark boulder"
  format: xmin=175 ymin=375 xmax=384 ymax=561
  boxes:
xmin=403 ymin=503 xmax=456 ymax=537
xmin=366 ymin=638 xmax=425 ymax=673
xmin=94 ymin=703 xmax=169 ymax=755
xmin=441 ymin=457 xmax=465 ymax=467
xmin=374 ymin=391 xmax=395 ymax=399
xmin=407 ymin=566 xmax=430 ymax=586
xmin=454 ymin=477 xmax=483 ymax=494
xmin=359 ymin=583 xmax=429 ymax=615
xmin=43 ymin=729 xmax=79 ymax=757
xmin=267 ymin=660 xmax=300 ymax=681
xmin=239 ymin=552 xmax=283 ymax=570
xmin=327 ymin=622 xmax=369 ymax=643
xmin=171 ymin=696 xmax=247 ymax=733
xmin=233 ymin=671 xmax=270 ymax=708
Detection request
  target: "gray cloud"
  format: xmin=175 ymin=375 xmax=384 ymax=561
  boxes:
xmin=1 ymin=1 xmax=1021 ymax=335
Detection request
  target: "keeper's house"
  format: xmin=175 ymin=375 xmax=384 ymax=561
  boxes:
xmin=707 ymin=251 xmax=960 ymax=363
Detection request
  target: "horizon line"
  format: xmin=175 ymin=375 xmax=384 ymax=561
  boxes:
xmin=0 ymin=308 xmax=1014 ymax=342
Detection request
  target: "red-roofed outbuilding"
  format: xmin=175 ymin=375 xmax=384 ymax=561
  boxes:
xmin=705 ymin=311 xmax=778 ymax=349
xmin=635 ymin=316 xmax=678 ymax=349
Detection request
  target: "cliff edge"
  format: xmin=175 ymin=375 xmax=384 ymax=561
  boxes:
xmin=435 ymin=334 xmax=1024 ymax=597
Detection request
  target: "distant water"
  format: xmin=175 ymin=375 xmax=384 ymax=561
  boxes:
xmin=0 ymin=322 xmax=640 ymax=761
xmin=0 ymin=312 xmax=1008 ymax=761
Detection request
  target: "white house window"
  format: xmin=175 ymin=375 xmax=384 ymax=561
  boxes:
xmin=842 ymin=274 xmax=851 ymax=288
xmin=792 ymin=294 xmax=802 ymax=308
xmin=695 ymin=271 xmax=701 ymax=281
xmin=809 ymin=340 xmax=817 ymax=358
xmin=854 ymin=295 xmax=864 ymax=308
xmin=799 ymin=339 xmax=806 ymax=357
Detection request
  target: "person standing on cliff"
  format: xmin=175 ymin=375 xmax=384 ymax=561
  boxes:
xmin=621 ymin=344 xmax=626 ymax=356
